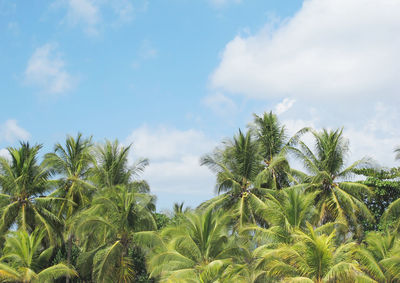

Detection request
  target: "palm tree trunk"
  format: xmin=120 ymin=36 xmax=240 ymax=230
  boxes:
xmin=66 ymin=234 xmax=72 ymax=283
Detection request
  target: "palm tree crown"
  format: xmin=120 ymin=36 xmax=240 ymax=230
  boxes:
xmin=92 ymin=140 xmax=148 ymax=189
xmin=0 ymin=142 xmax=63 ymax=245
xmin=0 ymin=229 xmax=76 ymax=282
xmin=200 ymin=130 xmax=270 ymax=226
xmin=290 ymin=128 xmax=373 ymax=232
xmin=44 ymin=133 xmax=94 ymax=216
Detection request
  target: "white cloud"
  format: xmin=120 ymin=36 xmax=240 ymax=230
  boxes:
xmin=25 ymin=43 xmax=75 ymax=95
xmin=211 ymin=0 xmax=400 ymax=102
xmin=65 ymin=0 xmax=100 ymax=35
xmin=0 ymin=148 xmax=10 ymax=159
xmin=275 ymin=98 xmax=295 ymax=115
xmin=111 ymin=0 xmax=135 ymax=23
xmin=55 ymin=0 xmax=141 ymax=34
xmin=203 ymin=92 xmax=237 ymax=116
xmin=345 ymin=128 xmax=399 ymax=168
xmin=125 ymin=125 xmax=217 ymax=199
xmin=0 ymin=120 xmax=30 ymax=143
xmin=209 ymin=0 xmax=400 ymax=171
xmin=344 ymin=103 xmax=400 ymax=167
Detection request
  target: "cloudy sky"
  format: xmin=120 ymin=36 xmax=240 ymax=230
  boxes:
xmin=1 ymin=0 xmax=399 ymax=210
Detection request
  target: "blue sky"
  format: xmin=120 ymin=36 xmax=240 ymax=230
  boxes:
xmin=1 ymin=0 xmax=400 ymax=211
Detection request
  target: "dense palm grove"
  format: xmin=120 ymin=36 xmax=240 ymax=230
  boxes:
xmin=1 ymin=112 xmax=400 ymax=282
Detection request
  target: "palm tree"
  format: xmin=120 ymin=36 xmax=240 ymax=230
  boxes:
xmin=355 ymin=231 xmax=400 ymax=282
xmin=290 ymin=128 xmax=373 ymax=234
xmin=92 ymin=140 xmax=148 ymax=189
xmin=257 ymin=224 xmax=365 ymax=282
xmin=0 ymin=229 xmax=76 ymax=282
xmin=200 ymin=130 xmax=270 ymax=227
xmin=75 ymin=185 xmax=156 ymax=282
xmin=242 ymin=187 xmax=319 ymax=245
xmin=0 ymin=142 xmax=64 ymax=246
xmin=44 ymin=133 xmax=94 ymax=217
xmin=251 ymin=112 xmax=287 ymax=164
xmin=44 ymin=133 xmax=94 ymax=283
xmin=137 ymin=208 xmax=239 ymax=282
xmin=250 ymin=112 xmax=307 ymax=190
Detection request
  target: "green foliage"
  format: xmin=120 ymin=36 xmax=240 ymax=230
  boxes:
xmin=44 ymin=133 xmax=94 ymax=218
xmin=200 ymin=129 xmax=272 ymax=227
xmin=75 ymin=185 xmax=156 ymax=282
xmin=289 ymin=128 xmax=373 ymax=236
xmin=154 ymin=212 xmax=171 ymax=230
xmin=355 ymin=168 xmax=400 ymax=231
xmin=0 ymin=142 xmax=64 ymax=246
xmin=0 ymin=229 xmax=76 ymax=282
xmin=129 ymin=246 xmax=154 ymax=283
xmin=1 ymin=111 xmax=400 ymax=282
xmin=355 ymin=231 xmax=400 ymax=282
xmin=250 ymin=111 xmax=295 ymax=190
xmin=52 ymin=243 xmax=80 ymax=268
xmin=138 ymin=208 xmax=241 ymax=282
xmin=92 ymin=140 xmax=149 ymax=188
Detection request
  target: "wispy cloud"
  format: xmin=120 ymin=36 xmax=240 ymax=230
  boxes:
xmin=275 ymin=98 xmax=295 ymax=115
xmin=0 ymin=120 xmax=30 ymax=143
xmin=53 ymin=0 xmax=145 ymax=35
xmin=64 ymin=0 xmax=100 ymax=35
xmin=203 ymin=92 xmax=237 ymax=116
xmin=132 ymin=39 xmax=158 ymax=69
xmin=25 ymin=43 xmax=76 ymax=95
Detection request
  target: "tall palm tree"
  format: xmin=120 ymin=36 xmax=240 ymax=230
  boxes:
xmin=200 ymin=130 xmax=269 ymax=227
xmin=0 ymin=142 xmax=64 ymax=246
xmin=251 ymin=112 xmax=287 ymax=164
xmin=92 ymin=140 xmax=148 ymax=189
xmin=0 ymin=229 xmax=76 ymax=282
xmin=290 ymin=128 xmax=373 ymax=234
xmin=75 ymin=185 xmax=156 ymax=282
xmin=44 ymin=133 xmax=94 ymax=283
xmin=137 ymin=208 xmax=239 ymax=282
xmin=44 ymin=133 xmax=94 ymax=217
xmin=250 ymin=112 xmax=307 ymax=190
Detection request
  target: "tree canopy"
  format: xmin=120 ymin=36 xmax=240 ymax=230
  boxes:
xmin=1 ymin=111 xmax=400 ymax=282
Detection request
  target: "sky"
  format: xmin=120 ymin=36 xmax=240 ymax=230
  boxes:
xmin=1 ymin=0 xmax=399 ymax=211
